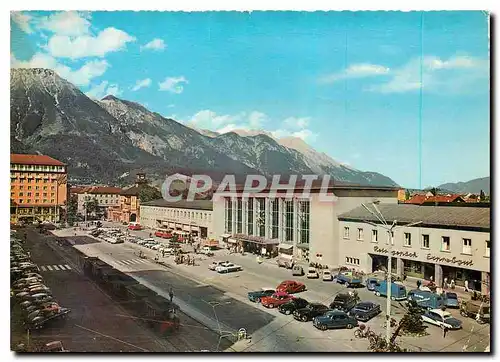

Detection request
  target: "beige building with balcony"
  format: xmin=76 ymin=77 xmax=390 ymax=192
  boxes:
xmin=140 ymin=199 xmax=214 ymax=239
xmin=338 ymin=204 xmax=490 ymax=295
xmin=211 ymin=182 xmax=398 ymax=266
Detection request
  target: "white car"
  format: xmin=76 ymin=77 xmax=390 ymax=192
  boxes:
xmin=307 ymin=267 xmax=319 ymax=279
xmin=421 ymin=309 xmax=462 ymax=330
xmin=209 ymin=261 xmax=229 ymax=271
xmin=215 ymin=263 xmax=242 ymax=273
xmin=322 ymin=270 xmax=333 ymax=281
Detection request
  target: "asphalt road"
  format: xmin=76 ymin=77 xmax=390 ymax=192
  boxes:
xmin=16 ymin=228 xmax=228 ymax=352
xmin=52 ymin=224 xmax=491 ymax=352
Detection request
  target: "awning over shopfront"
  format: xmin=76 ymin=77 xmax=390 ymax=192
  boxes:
xmin=233 ymin=234 xmax=279 ymax=245
xmin=220 ymin=233 xmax=231 ymax=238
xmin=296 ymin=243 xmax=310 ymax=250
xmin=278 ymin=244 xmax=294 ymax=250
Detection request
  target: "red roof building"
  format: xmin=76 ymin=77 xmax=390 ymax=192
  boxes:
xmin=11 ymin=153 xmax=66 ymax=166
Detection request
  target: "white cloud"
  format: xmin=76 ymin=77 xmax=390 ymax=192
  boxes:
xmin=11 ymin=12 xmax=33 ymax=34
xmin=216 ymin=124 xmax=247 ymax=134
xmin=158 ymin=76 xmax=188 ymax=94
xmin=141 ymin=38 xmax=166 ymax=51
xmin=131 ymin=78 xmax=152 ymax=91
xmin=37 ymin=11 xmax=91 ymax=36
xmin=248 ymin=111 xmax=268 ymax=128
xmin=320 ymin=63 xmax=390 ymax=84
xmin=11 ymin=52 xmax=108 ymax=86
xmin=369 ymin=55 xmax=488 ymax=94
xmin=271 ymin=128 xmax=318 ymax=142
xmin=189 ymin=110 xmax=241 ymax=129
xmin=85 ymin=81 xmax=121 ymax=99
xmin=282 ymin=117 xmax=310 ymax=130
xmin=47 ymin=27 xmax=136 ymax=59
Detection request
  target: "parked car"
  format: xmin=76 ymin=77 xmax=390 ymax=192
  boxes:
xmin=247 ymin=288 xmax=276 ymax=303
xmin=349 ymin=302 xmax=382 ymax=322
xmin=292 ymin=265 xmax=304 ymax=276
xmin=444 ymin=292 xmax=460 ymax=308
xmin=407 ymin=290 xmax=444 ymax=310
xmin=365 ymin=277 xmax=379 ymax=291
xmin=322 ymin=270 xmax=333 ymax=281
xmin=307 ymin=267 xmax=319 ymax=279
xmin=293 ymin=303 xmax=330 ymax=322
xmin=278 ymin=298 xmax=309 ymax=315
xmin=277 ymin=257 xmax=294 ymax=269
xmin=374 ymin=281 xmax=407 ymax=301
xmin=216 ymin=263 xmax=243 ymax=273
xmin=199 ymin=247 xmax=214 ymax=256
xmin=276 ymin=280 xmax=306 ymax=294
xmin=208 ymin=261 xmax=229 ymax=271
xmin=329 ymin=292 xmax=359 ymax=312
xmin=422 ymin=309 xmax=462 ymax=330
xmin=260 ymin=292 xmax=295 ymax=308
xmin=313 ymin=310 xmax=358 ymax=331
xmin=335 ymin=271 xmax=363 ymax=288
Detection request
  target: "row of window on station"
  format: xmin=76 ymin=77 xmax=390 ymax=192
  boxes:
xmin=343 ymin=226 xmax=490 ymax=257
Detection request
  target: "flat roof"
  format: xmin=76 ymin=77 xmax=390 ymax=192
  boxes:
xmin=141 ymin=198 xmax=213 ymax=211
xmin=338 ymin=204 xmax=490 ymax=231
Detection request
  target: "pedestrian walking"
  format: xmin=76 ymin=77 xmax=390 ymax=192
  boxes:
xmin=443 ymin=277 xmax=448 ymax=289
xmin=442 ymin=325 xmax=448 ymax=338
xmin=169 ymin=287 xmax=174 ymax=303
xmin=450 ymin=279 xmax=455 ymax=289
xmin=464 ymin=279 xmax=469 ymax=292
xmin=417 ymin=279 xmax=422 ymax=289
xmin=403 ymin=273 xmax=407 ymax=282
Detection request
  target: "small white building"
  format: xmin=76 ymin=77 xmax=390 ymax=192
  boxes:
xmin=338 ymin=204 xmax=490 ymax=295
xmin=139 ymin=199 xmax=214 ymax=240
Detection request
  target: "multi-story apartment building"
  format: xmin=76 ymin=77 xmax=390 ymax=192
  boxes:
xmin=140 ymin=199 xmax=214 ymax=239
xmin=107 ymin=173 xmax=148 ymax=224
xmin=10 ymin=154 xmax=67 ymax=223
xmin=338 ymin=204 xmax=490 ymax=295
xmin=212 ymin=182 xmax=398 ymax=266
xmin=71 ymin=186 xmax=122 ymax=215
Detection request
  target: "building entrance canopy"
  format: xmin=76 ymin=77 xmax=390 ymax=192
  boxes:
xmin=233 ymin=234 xmax=279 ymax=245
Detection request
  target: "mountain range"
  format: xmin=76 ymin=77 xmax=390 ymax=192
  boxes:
xmin=10 ymin=68 xmax=398 ymax=187
xmin=437 ymin=177 xmax=490 ymax=195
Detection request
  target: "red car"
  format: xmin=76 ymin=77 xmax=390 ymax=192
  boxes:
xmin=260 ymin=291 xmax=295 ymax=308
xmin=128 ymin=223 xmax=143 ymax=231
xmin=276 ymin=280 xmax=306 ymax=294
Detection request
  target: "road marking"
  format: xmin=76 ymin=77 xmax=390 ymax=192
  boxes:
xmin=121 ymin=260 xmax=133 ymax=265
xmin=58 ymin=264 xmax=66 ymax=270
xmin=64 ymin=264 xmax=71 ymax=270
xmin=46 ymin=265 xmax=53 ymax=271
xmin=52 ymin=265 xmax=60 ymax=270
xmin=127 ymin=259 xmax=141 ymax=265
xmin=40 ymin=266 xmax=47 ymax=271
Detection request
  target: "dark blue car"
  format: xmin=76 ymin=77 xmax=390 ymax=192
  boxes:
xmin=313 ymin=310 xmax=358 ymax=331
xmin=366 ymin=278 xmax=378 ymax=291
xmin=444 ymin=292 xmax=459 ymax=308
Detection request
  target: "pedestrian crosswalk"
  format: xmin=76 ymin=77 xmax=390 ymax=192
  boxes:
xmin=39 ymin=264 xmax=72 ymax=272
xmin=114 ymin=259 xmax=150 ymax=267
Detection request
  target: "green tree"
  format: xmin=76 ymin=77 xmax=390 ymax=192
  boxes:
xmin=85 ymin=197 xmax=99 ymax=219
xmin=479 ymin=190 xmax=486 ymax=202
xmin=67 ymin=194 xmax=78 ymax=226
xmin=139 ymin=184 xmax=162 ymax=203
xmin=405 ymin=189 xmax=411 ymax=200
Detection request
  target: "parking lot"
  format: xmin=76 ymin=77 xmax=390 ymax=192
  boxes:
xmin=51 ymin=222 xmax=490 ymax=352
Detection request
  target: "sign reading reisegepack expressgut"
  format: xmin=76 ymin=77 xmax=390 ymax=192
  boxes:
xmin=373 ymin=245 xmax=418 ymax=258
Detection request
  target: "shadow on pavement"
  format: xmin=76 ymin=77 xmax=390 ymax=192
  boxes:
xmin=129 ymin=270 xmax=276 ymax=335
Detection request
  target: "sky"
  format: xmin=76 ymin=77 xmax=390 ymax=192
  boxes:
xmin=10 ymin=11 xmax=490 ymax=188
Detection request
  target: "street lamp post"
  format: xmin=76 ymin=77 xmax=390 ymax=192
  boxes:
xmin=362 ymin=203 xmax=421 ymax=347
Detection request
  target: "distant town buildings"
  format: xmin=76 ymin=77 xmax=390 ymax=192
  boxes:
xmin=10 ymin=154 xmax=68 ymax=223
xmin=70 ymin=186 xmax=123 ymax=216
xmin=107 ymin=173 xmax=147 ymax=223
